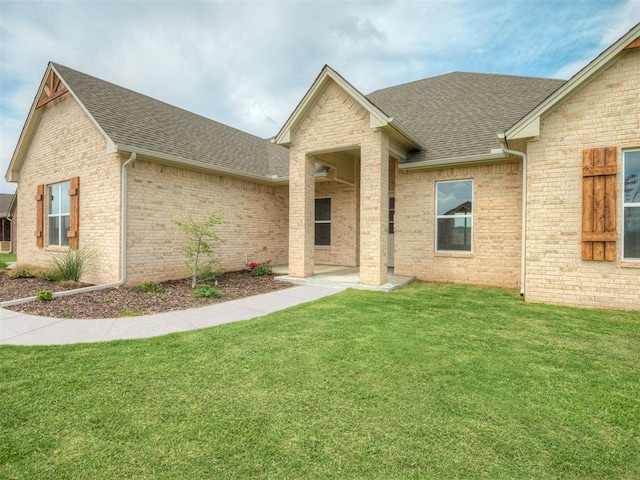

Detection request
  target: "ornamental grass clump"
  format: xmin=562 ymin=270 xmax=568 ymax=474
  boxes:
xmin=49 ymin=248 xmax=92 ymax=282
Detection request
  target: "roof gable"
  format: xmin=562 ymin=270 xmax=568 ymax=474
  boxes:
xmin=507 ymin=22 xmax=640 ymax=141
xmin=6 ymin=63 xmax=289 ymax=184
xmin=275 ymin=65 xmax=423 ymax=150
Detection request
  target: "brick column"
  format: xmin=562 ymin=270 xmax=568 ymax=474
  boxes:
xmin=289 ymin=148 xmax=315 ymax=278
xmin=359 ymin=131 xmax=389 ymax=285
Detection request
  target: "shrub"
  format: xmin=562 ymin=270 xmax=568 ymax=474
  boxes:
xmin=60 ymin=280 xmax=83 ymax=289
xmin=191 ymin=284 xmax=223 ymax=299
xmin=49 ymin=248 xmax=92 ymax=282
xmin=174 ymin=211 xmax=224 ymax=289
xmin=136 ymin=281 xmax=166 ymax=298
xmin=7 ymin=264 xmax=56 ymax=280
xmin=36 ymin=290 xmax=54 ymax=301
xmin=0 ymin=261 xmax=8 ymax=270
xmin=197 ymin=264 xmax=224 ymax=282
xmin=249 ymin=260 xmax=272 ymax=276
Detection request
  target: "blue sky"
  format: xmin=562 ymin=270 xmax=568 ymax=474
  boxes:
xmin=1 ymin=0 xmax=639 ymax=194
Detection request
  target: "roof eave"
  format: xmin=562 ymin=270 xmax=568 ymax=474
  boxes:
xmin=506 ymin=22 xmax=640 ymax=141
xmin=114 ymin=144 xmax=290 ymax=185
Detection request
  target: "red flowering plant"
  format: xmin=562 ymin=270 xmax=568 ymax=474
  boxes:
xmin=248 ymin=259 xmax=272 ymax=276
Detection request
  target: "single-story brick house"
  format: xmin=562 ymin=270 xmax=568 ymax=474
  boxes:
xmin=5 ymin=22 xmax=640 ymax=310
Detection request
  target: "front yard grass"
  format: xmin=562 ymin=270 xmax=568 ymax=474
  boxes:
xmin=0 ymin=253 xmax=16 ymax=263
xmin=1 ymin=282 xmax=638 ymax=478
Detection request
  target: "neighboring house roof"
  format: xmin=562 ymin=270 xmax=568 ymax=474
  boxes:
xmin=367 ymin=72 xmax=564 ymax=163
xmin=0 ymin=193 xmax=14 ymax=218
xmin=51 ymin=64 xmax=290 ymax=180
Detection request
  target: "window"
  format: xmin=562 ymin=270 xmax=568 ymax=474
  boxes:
xmin=389 ymin=197 xmax=395 ymax=234
xmin=436 ymin=180 xmax=473 ymax=252
xmin=623 ymin=149 xmax=640 ymax=260
xmin=48 ymin=181 xmax=70 ymax=247
xmin=315 ymin=198 xmax=331 ymax=246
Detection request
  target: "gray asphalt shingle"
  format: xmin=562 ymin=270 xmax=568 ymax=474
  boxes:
xmin=54 ymin=64 xmax=564 ymax=175
xmin=367 ymin=72 xmax=565 ymax=162
xmin=53 ymin=63 xmax=289 ymax=179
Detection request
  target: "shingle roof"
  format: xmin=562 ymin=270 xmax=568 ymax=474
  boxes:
xmin=52 ymin=63 xmax=289 ymax=179
xmin=52 ymin=64 xmax=564 ymax=176
xmin=366 ymin=72 xmax=565 ymax=162
xmin=0 ymin=193 xmax=14 ymax=217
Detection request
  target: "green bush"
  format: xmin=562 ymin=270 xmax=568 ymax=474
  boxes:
xmin=191 ymin=284 xmax=223 ymax=299
xmin=136 ymin=281 xmax=166 ymax=298
xmin=249 ymin=260 xmax=272 ymax=276
xmin=197 ymin=264 xmax=224 ymax=282
xmin=7 ymin=264 xmax=57 ymax=280
xmin=36 ymin=290 xmax=54 ymax=301
xmin=49 ymin=249 xmax=92 ymax=282
xmin=0 ymin=261 xmax=8 ymax=270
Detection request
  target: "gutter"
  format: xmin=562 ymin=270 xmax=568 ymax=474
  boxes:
xmin=114 ymin=144 xmax=290 ymax=185
xmin=1 ymin=153 xmax=137 ymax=308
xmin=398 ymin=151 xmax=507 ymax=171
xmin=498 ymin=136 xmax=527 ymax=297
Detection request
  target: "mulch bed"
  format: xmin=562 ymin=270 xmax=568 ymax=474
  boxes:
xmin=0 ymin=271 xmax=292 ymax=319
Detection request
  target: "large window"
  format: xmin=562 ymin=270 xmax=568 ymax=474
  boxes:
xmin=48 ymin=181 xmax=70 ymax=247
xmin=623 ymin=150 xmax=640 ymax=260
xmin=436 ymin=180 xmax=473 ymax=252
xmin=315 ymin=198 xmax=331 ymax=246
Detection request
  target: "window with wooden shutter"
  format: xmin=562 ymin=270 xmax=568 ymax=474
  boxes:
xmin=35 ymin=184 xmax=44 ymax=247
xmin=582 ymin=147 xmax=617 ymax=261
xmin=68 ymin=177 xmax=80 ymax=249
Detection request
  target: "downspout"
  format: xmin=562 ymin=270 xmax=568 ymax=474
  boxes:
xmin=0 ymin=152 xmax=137 ymax=308
xmin=500 ymin=142 xmax=527 ymax=297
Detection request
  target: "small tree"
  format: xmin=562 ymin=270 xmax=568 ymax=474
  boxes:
xmin=174 ymin=210 xmax=224 ymax=288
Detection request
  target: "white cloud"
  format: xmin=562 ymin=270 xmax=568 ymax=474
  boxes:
xmin=1 ymin=0 xmax=639 ymax=194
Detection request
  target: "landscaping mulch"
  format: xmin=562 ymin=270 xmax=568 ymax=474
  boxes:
xmin=0 ymin=271 xmax=292 ymax=319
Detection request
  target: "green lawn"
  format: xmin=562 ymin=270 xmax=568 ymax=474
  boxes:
xmin=0 ymin=253 xmax=16 ymax=263
xmin=1 ymin=282 xmax=639 ymax=479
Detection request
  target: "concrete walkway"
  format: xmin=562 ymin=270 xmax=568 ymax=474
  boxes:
xmin=0 ymin=286 xmax=344 ymax=346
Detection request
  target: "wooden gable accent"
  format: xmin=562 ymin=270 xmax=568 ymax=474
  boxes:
xmin=68 ymin=177 xmax=80 ymax=249
xmin=624 ymin=36 xmax=640 ymax=50
xmin=35 ymin=184 xmax=44 ymax=247
xmin=582 ymin=147 xmax=617 ymax=261
xmin=36 ymin=69 xmax=68 ymax=109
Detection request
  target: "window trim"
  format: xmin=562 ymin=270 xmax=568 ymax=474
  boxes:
xmin=623 ymin=149 xmax=640 ymax=261
xmin=47 ymin=181 xmax=71 ymax=248
xmin=315 ymin=197 xmax=331 ymax=247
xmin=435 ymin=179 xmax=474 ymax=254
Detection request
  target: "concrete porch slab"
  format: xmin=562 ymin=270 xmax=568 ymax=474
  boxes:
xmin=273 ymin=265 xmax=413 ymax=292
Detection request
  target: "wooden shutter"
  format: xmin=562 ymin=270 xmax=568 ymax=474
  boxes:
xmin=35 ymin=184 xmax=44 ymax=247
xmin=68 ymin=177 xmax=80 ymax=250
xmin=582 ymin=147 xmax=617 ymax=261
